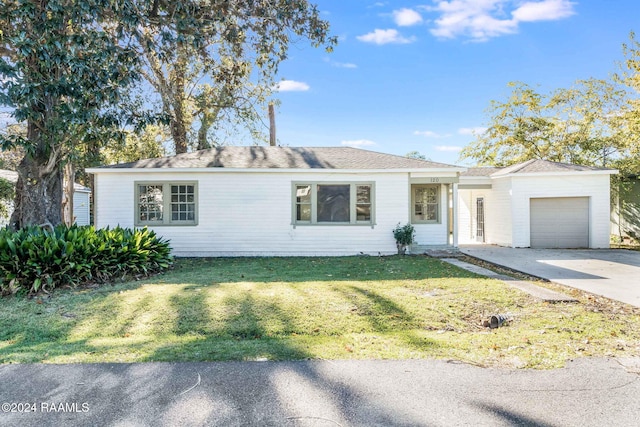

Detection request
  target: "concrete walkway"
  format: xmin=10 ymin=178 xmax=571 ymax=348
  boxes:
xmin=460 ymin=246 xmax=640 ymax=308
xmin=1 ymin=358 xmax=640 ymax=427
xmin=442 ymin=258 xmax=577 ymax=303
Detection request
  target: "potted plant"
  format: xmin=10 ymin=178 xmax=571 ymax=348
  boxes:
xmin=392 ymin=222 xmax=415 ymax=255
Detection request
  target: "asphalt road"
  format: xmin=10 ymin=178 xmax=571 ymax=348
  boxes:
xmin=1 ymin=358 xmax=639 ymax=426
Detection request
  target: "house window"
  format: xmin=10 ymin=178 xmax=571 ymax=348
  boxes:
xmin=138 ymin=184 xmax=164 ymax=222
xmin=318 ymin=184 xmax=350 ymax=222
xmin=136 ymin=182 xmax=197 ymax=226
xmin=295 ymin=185 xmax=312 ymax=221
xmin=412 ymin=185 xmax=439 ymax=223
xmin=356 ymin=185 xmax=372 ymax=221
xmin=293 ymin=182 xmax=374 ymax=225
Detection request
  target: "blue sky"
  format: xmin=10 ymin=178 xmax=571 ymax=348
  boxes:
xmin=272 ymin=0 xmax=639 ymax=166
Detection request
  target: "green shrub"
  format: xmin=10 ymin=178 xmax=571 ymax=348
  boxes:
xmin=392 ymin=222 xmax=415 ymax=255
xmin=0 ymin=225 xmax=172 ymax=295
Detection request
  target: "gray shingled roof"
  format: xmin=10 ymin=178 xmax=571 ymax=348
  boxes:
xmin=98 ymin=146 xmax=461 ymax=170
xmin=492 ymin=159 xmax=610 ymax=176
xmin=460 ymin=167 xmax=503 ymax=177
xmin=460 ymin=160 xmax=614 ymax=179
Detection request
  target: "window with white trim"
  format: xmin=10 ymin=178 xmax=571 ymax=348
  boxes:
xmin=293 ymin=182 xmax=374 ymax=225
xmin=412 ymin=184 xmax=439 ymax=223
xmin=136 ymin=182 xmax=198 ymax=226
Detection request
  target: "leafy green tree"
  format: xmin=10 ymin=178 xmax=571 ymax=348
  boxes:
xmin=615 ymin=31 xmax=640 ymax=174
xmin=0 ymin=0 xmax=334 ymax=229
xmin=135 ymin=1 xmax=336 ymax=153
xmin=0 ymin=0 xmax=142 ymax=229
xmin=0 ymin=124 xmax=26 ymax=171
xmin=0 ymin=177 xmax=14 ymax=221
xmin=102 ymin=125 xmax=168 ymax=165
xmin=405 ymin=151 xmax=428 ymax=161
xmin=460 ymin=79 xmax=633 ymax=171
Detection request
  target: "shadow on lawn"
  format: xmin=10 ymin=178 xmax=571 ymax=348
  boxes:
xmin=0 ymin=255 xmax=458 ymax=364
xmin=0 ymin=258 xmax=550 ymax=426
xmin=152 ymin=291 xmax=311 ymax=362
xmin=167 ymin=255 xmax=481 ymax=284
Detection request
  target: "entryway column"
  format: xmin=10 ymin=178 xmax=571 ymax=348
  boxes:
xmin=452 ymin=183 xmax=459 ymax=247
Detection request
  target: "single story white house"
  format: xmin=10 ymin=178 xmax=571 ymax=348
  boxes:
xmin=0 ymin=169 xmax=91 ymax=227
xmin=87 ymin=147 xmax=617 ymax=256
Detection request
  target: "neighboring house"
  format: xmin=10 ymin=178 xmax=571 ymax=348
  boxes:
xmin=87 ymin=147 xmax=617 ymax=256
xmin=87 ymin=147 xmax=465 ymax=256
xmin=0 ymin=169 xmax=91 ymax=227
xmin=458 ymin=160 xmax=617 ymax=249
xmin=611 ymin=175 xmax=640 ymax=241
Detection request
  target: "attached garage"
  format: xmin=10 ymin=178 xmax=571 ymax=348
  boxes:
xmin=458 ymin=159 xmax=617 ymax=249
xmin=530 ymin=197 xmax=589 ymax=248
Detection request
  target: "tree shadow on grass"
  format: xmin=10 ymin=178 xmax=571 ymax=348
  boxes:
xmin=168 ymin=255 xmax=481 ymax=284
xmin=335 ymin=285 xmax=441 ymax=353
xmin=0 ymin=282 xmax=158 ymax=363
xmin=151 ymin=291 xmax=311 ymax=362
xmin=0 ymin=268 xmax=583 ymax=426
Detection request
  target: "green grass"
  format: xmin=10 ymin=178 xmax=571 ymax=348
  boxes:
xmin=1 ymin=256 xmax=639 ymax=368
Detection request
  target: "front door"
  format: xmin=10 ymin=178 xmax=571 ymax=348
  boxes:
xmin=476 ymin=197 xmax=485 ymax=243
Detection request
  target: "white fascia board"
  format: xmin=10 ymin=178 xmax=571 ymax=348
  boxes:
xmin=459 ymin=176 xmax=492 ymax=185
xmin=492 ymin=170 xmax=618 ymax=179
xmin=410 ymin=170 xmax=466 ymax=178
xmin=86 ymin=167 xmax=467 ymax=174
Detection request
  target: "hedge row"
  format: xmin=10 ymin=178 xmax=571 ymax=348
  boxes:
xmin=0 ymin=225 xmax=172 ymax=295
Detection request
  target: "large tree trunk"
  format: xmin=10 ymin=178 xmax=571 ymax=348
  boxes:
xmin=10 ymin=155 xmax=63 ymax=230
xmin=196 ymin=106 xmax=220 ymax=150
xmin=62 ymin=162 xmax=75 ymax=226
xmin=170 ymin=115 xmax=189 ymax=154
xmin=9 ymin=118 xmax=64 ymax=230
xmin=170 ymin=44 xmax=189 ymax=154
xmin=196 ymin=121 xmax=211 ymax=151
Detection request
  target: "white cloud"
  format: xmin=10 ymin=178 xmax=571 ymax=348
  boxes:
xmin=435 ymin=145 xmax=463 ymax=152
xmin=274 ymin=80 xmax=310 ymax=92
xmin=427 ymin=0 xmax=517 ymax=41
xmin=512 ymin=0 xmax=576 ymax=22
xmin=335 ymin=62 xmax=358 ymax=69
xmin=393 ymin=8 xmax=423 ymax=26
xmin=424 ymin=0 xmax=576 ymax=42
xmin=324 ymin=58 xmax=357 ymax=69
xmin=458 ymin=127 xmax=488 ymax=136
xmin=341 ymin=139 xmax=376 ymax=148
xmin=357 ymin=29 xmax=416 ymax=45
xmin=413 ymin=130 xmax=451 ymax=138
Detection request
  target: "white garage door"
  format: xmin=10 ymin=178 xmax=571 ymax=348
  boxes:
xmin=530 ymin=197 xmax=589 ymax=248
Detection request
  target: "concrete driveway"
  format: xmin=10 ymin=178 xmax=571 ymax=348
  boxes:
xmin=460 ymin=246 xmax=640 ymax=308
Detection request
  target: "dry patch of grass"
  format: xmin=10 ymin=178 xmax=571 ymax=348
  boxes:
xmin=1 ymin=256 xmax=639 ymax=368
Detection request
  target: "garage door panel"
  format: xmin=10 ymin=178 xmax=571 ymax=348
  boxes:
xmin=530 ymin=198 xmax=589 ymax=248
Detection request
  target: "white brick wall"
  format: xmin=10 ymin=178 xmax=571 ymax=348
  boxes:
xmin=457 ymin=189 xmax=491 ymax=244
xmin=458 ymin=190 xmax=472 ymax=244
xmin=413 ymin=184 xmax=449 ymax=246
xmin=458 ymin=173 xmax=612 ymax=248
xmin=485 ymin=177 xmax=513 ymax=246
xmin=94 ymin=171 xmax=451 ymax=256
xmin=509 ymin=174 xmax=611 ymax=248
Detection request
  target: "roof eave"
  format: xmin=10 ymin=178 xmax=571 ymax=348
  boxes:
xmin=86 ymin=167 xmax=467 ymax=174
xmin=491 ymin=169 xmax=618 ymax=178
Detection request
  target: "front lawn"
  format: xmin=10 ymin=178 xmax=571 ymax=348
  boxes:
xmin=1 ymin=256 xmax=639 ymax=368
